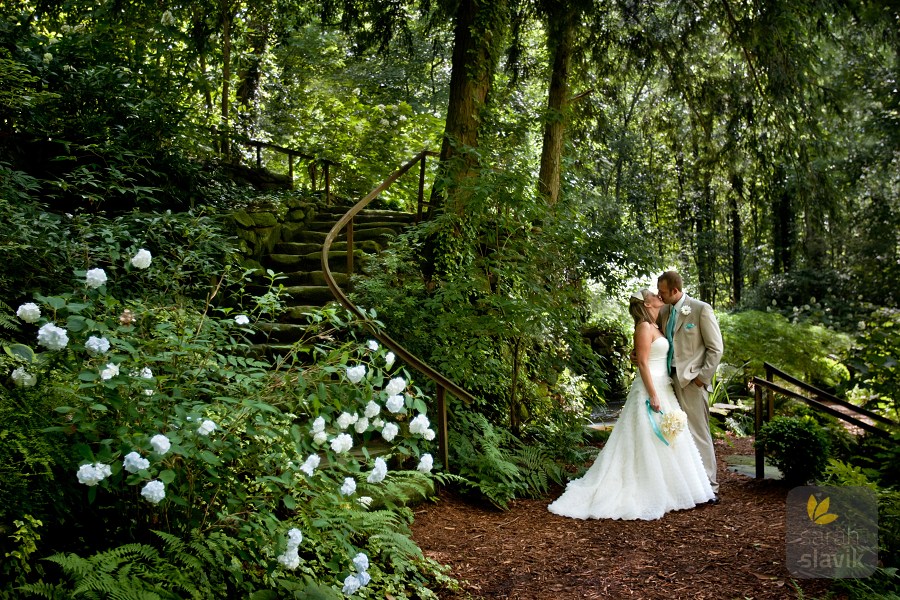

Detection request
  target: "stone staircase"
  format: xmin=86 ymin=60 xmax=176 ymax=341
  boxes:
xmin=249 ymin=203 xmax=416 ymax=358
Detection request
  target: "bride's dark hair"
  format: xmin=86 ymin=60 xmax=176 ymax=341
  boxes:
xmin=629 ymin=289 xmax=654 ymax=326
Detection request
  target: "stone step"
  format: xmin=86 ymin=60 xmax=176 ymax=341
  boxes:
xmin=264 ymin=250 xmax=369 ymax=272
xmin=304 ymin=219 xmax=410 ymax=233
xmin=274 ymin=239 xmax=382 ymax=255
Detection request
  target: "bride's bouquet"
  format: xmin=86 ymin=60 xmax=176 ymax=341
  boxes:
xmin=646 ymin=400 xmax=688 ymax=445
xmin=659 ymin=409 xmax=687 ymax=442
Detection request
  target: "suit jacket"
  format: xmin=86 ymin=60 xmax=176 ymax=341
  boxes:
xmin=659 ymin=295 xmax=724 ymax=391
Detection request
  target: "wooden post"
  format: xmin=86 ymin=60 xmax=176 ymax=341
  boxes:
xmin=288 ymin=151 xmax=294 ymax=184
xmin=324 ymin=162 xmax=331 ymax=205
xmin=755 ymin=384 xmax=764 ymax=479
xmin=256 ymin=143 xmax=262 ymax=169
xmin=346 ymin=217 xmax=354 ymax=287
xmin=417 ymin=154 xmax=427 ymax=223
xmin=437 ymin=385 xmax=449 ymax=472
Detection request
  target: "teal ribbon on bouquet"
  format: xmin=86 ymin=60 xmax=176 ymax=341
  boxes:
xmin=645 ymin=399 xmax=669 ymax=446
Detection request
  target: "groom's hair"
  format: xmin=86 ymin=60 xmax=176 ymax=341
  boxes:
xmin=658 ymin=271 xmax=683 ymax=291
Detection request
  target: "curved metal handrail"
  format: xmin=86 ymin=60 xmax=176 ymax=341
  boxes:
xmin=322 ymin=149 xmax=476 ymax=471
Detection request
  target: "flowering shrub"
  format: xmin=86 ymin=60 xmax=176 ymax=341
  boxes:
xmin=2 ymin=247 xmax=454 ymax=597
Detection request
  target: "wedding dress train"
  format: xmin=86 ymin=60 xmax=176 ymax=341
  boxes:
xmin=548 ymin=336 xmax=714 ymax=520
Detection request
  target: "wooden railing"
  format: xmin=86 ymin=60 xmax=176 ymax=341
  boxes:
xmin=322 ymin=149 xmax=473 ymax=471
xmin=752 ymin=362 xmax=897 ymax=478
xmin=219 ymin=129 xmax=339 ymax=201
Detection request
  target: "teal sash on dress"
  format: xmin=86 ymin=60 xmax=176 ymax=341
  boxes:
xmin=645 ymin=399 xmax=669 ymax=446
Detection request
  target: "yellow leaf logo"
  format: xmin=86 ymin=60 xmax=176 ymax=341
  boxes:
xmin=806 ymin=494 xmax=838 ymax=525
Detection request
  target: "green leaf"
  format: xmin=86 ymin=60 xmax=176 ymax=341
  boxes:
xmin=199 ymin=451 xmax=221 ymax=466
xmin=53 ymin=406 xmax=74 ymax=413
xmin=78 ymin=371 xmax=98 ymax=382
xmin=66 ymin=315 xmax=87 ymax=333
xmin=89 ymin=403 xmax=107 ymax=412
xmin=4 ymin=344 xmax=35 ymax=363
xmin=282 ymin=495 xmax=297 ymax=510
xmin=159 ymin=469 xmax=177 ymax=484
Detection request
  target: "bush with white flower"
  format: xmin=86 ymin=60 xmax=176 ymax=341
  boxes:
xmin=2 ymin=241 xmax=449 ymax=598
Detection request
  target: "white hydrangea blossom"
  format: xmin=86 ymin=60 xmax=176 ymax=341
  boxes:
xmin=366 ymin=457 xmax=387 ymax=483
xmin=11 ymin=367 xmax=37 ymax=387
xmin=299 ymin=454 xmax=320 ymax=476
xmin=352 ymin=552 xmax=369 ymax=573
xmin=340 ymin=477 xmax=356 ymax=496
xmin=130 ymin=248 xmax=152 ymax=269
xmin=85 ymin=335 xmax=110 ymax=356
xmin=417 ymin=453 xmax=434 ymax=473
xmin=381 ymin=422 xmax=399 ymax=442
xmin=384 ymin=351 xmax=395 ymax=369
xmin=366 ymin=340 xmax=378 ymax=352
xmin=311 ymin=416 xmax=326 ymax=433
xmin=85 ymin=268 xmax=108 ymax=289
xmin=123 ymin=451 xmax=150 ymax=473
xmin=16 ymin=302 xmax=41 ymax=323
xmin=423 ymin=428 xmax=436 ymax=441
xmin=37 ymin=323 xmax=69 ymax=350
xmin=330 ymin=433 xmax=353 ymax=454
xmin=346 ymin=364 xmax=366 ymax=383
xmin=139 ymin=367 xmax=153 ymax=379
xmin=76 ymin=463 xmax=112 ymax=486
xmin=384 ymin=376 xmax=406 ymax=396
xmin=234 ymin=314 xmax=250 ymax=326
xmin=100 ymin=362 xmax=120 ymax=380
xmin=150 ymin=434 xmax=171 ymax=455
xmin=141 ymin=480 xmax=165 ymax=504
xmin=313 ymin=431 xmax=328 ymax=445
xmin=357 ymin=496 xmax=373 ymax=508
xmin=385 ymin=394 xmax=405 ymax=413
xmin=364 ymin=401 xmax=380 ymax=419
xmin=337 ymin=412 xmax=358 ymax=430
xmin=409 ymin=413 xmax=430 ymax=435
xmin=371 ymin=417 xmax=384 ymax=428
xmin=358 ymin=572 xmax=371 ymax=586
xmin=277 ymin=528 xmax=303 ymax=570
xmin=197 ymin=419 xmax=217 ymax=436
xmin=342 ymin=574 xmax=361 ymax=595
xmin=354 ymin=416 xmax=369 ymax=434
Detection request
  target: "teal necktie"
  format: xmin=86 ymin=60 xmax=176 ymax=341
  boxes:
xmin=666 ymin=308 xmax=676 ymax=372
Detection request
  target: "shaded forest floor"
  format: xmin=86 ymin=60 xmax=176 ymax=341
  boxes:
xmin=411 ymin=435 xmax=838 ymax=599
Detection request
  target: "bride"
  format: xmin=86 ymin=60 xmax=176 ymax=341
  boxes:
xmin=548 ymin=289 xmax=714 ymax=520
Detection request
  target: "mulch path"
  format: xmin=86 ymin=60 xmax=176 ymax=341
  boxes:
xmin=411 ymin=435 xmax=838 ymax=599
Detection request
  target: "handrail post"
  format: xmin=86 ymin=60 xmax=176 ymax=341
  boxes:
xmin=437 ymin=385 xmax=449 ymax=471
xmin=325 ymin=162 xmax=332 ymax=205
xmin=256 ymin=143 xmax=262 ymax=169
xmin=755 ymin=383 xmax=764 ymax=479
xmin=417 ymin=154 xmax=427 ymax=224
xmin=346 ymin=217 xmax=354 ymax=288
xmin=288 ymin=151 xmax=294 ymax=184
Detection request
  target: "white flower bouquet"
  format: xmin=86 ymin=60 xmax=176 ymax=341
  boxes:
xmin=660 ymin=409 xmax=687 ymax=442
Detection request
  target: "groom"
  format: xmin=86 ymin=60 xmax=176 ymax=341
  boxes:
xmin=657 ymin=271 xmax=724 ymax=500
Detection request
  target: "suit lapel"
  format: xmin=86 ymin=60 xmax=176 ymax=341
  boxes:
xmin=674 ymin=295 xmax=691 ymax=335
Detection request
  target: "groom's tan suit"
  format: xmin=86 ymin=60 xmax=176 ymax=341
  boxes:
xmin=660 ymin=295 xmax=723 ymax=493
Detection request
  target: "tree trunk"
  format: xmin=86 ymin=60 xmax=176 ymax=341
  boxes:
xmin=772 ymin=164 xmax=794 ymax=274
xmin=538 ymin=1 xmax=575 ymax=205
xmin=729 ymin=175 xmax=743 ymax=305
xmin=220 ymin=0 xmax=233 ymax=156
xmin=422 ymin=0 xmax=506 ymax=284
xmin=428 ymin=0 xmax=505 ymax=217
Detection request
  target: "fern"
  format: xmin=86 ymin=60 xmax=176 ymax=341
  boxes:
xmin=18 ymin=532 xmax=230 ymax=600
xmin=0 ymin=299 xmax=18 ymax=332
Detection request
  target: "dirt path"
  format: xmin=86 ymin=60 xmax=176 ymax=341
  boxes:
xmin=411 ymin=436 xmax=834 ymax=599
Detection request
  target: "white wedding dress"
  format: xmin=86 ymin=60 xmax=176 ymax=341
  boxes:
xmin=548 ymin=336 xmax=715 ymax=520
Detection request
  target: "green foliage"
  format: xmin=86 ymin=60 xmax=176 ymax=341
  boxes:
xmin=718 ymin=310 xmax=852 ymax=387
xmin=820 ymin=460 xmax=900 ymax=599
xmin=755 ymin=416 xmax=831 ymax=484
xmin=449 ymin=410 xmax=566 ymax=510
xmin=845 ymin=307 xmax=900 ymax=417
